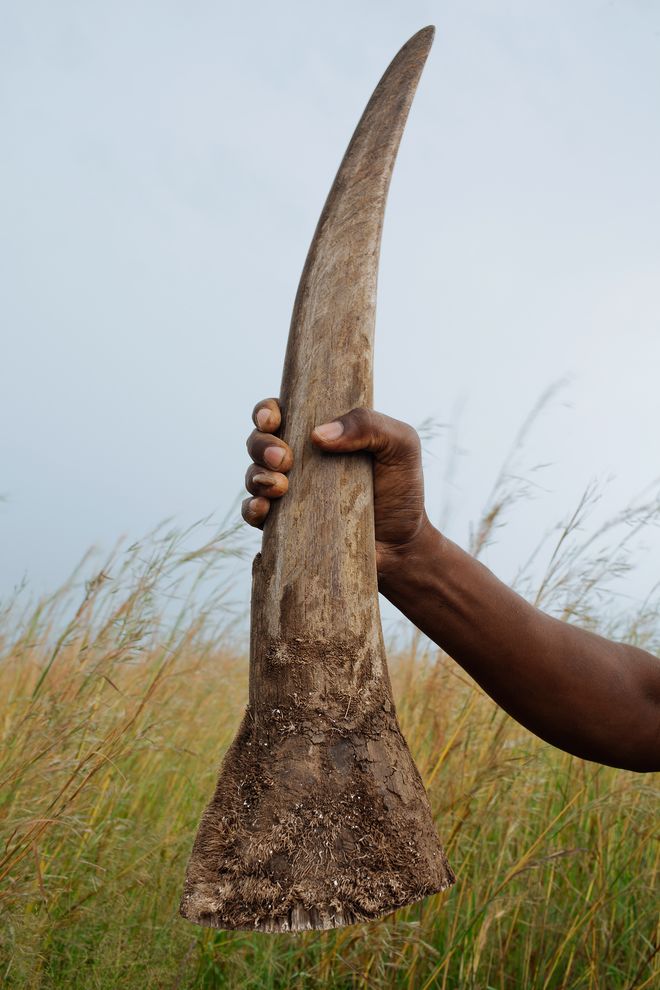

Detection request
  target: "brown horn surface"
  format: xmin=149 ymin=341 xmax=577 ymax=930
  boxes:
xmin=180 ymin=25 xmax=455 ymax=933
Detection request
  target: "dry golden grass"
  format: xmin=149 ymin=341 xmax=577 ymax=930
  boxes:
xmin=0 ymin=515 xmax=657 ymax=989
xmin=2 ymin=421 xmax=659 ymax=987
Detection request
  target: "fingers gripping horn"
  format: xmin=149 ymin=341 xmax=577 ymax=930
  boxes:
xmin=180 ymin=26 xmax=455 ymax=933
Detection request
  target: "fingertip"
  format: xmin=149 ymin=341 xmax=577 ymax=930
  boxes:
xmin=256 ymin=408 xmax=271 ymax=431
xmin=312 ymin=420 xmax=345 ymax=444
xmin=264 ymin=445 xmax=287 ymax=469
xmin=241 ymin=495 xmax=270 ymax=527
xmin=252 ymin=398 xmax=281 ymax=434
xmin=252 ymin=495 xmax=270 ymax=514
xmin=252 ymin=471 xmax=289 ymax=496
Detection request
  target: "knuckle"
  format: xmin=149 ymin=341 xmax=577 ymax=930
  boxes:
xmin=246 ymin=428 xmax=259 ymax=453
xmin=346 ymin=406 xmax=372 ymax=435
xmin=399 ymin=421 xmax=421 ymax=454
xmin=366 ymin=411 xmax=420 ymax=461
xmin=244 ymin=466 xmax=258 ymax=494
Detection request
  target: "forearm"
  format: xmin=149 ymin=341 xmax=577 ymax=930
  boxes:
xmin=380 ymin=523 xmax=660 ymax=771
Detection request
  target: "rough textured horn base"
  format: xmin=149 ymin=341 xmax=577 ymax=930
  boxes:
xmin=179 ymin=695 xmax=455 ymax=932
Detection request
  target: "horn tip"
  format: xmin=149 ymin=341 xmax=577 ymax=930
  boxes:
xmin=412 ymin=24 xmax=436 ymax=47
xmin=397 ymin=24 xmax=435 ymax=65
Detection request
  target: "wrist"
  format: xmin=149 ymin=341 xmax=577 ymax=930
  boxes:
xmin=377 ymin=515 xmax=444 ymax=598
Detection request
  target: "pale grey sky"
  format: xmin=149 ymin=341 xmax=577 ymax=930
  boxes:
xmin=2 ymin=0 xmax=660 ymax=614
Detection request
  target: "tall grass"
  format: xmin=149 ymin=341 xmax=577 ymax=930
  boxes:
xmin=1 ymin=472 xmax=659 ymax=988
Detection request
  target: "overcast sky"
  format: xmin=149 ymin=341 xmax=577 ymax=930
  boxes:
xmin=2 ymin=0 xmax=660 ymax=619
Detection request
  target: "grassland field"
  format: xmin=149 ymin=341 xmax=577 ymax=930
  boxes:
xmin=2 ymin=463 xmax=659 ymax=989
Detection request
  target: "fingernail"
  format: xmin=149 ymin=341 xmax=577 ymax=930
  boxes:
xmin=253 ymin=473 xmax=272 ymax=485
xmin=314 ymin=420 xmax=344 ymax=441
xmin=249 ymin=498 xmax=261 ymax=514
xmin=264 ymin=445 xmax=285 ymax=468
xmin=256 ymin=408 xmax=270 ymax=430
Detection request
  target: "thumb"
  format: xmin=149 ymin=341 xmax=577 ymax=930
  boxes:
xmin=311 ymin=407 xmax=420 ymax=466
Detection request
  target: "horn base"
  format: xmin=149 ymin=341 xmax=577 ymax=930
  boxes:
xmin=180 ymin=703 xmax=455 ymax=932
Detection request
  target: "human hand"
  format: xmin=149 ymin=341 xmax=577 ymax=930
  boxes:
xmin=242 ymin=399 xmax=432 ymax=581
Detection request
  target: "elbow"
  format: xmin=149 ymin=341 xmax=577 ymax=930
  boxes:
xmin=613 ymin=748 xmax=660 ymax=774
xmin=597 ymin=644 xmax=660 ymax=772
xmin=608 ymin=682 xmax=660 ymax=773
xmin=629 ymin=700 xmax=660 ymax=773
xmin=612 ymin=742 xmax=660 ymax=773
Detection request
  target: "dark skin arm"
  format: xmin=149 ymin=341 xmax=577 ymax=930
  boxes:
xmin=243 ymin=400 xmax=660 ymax=773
